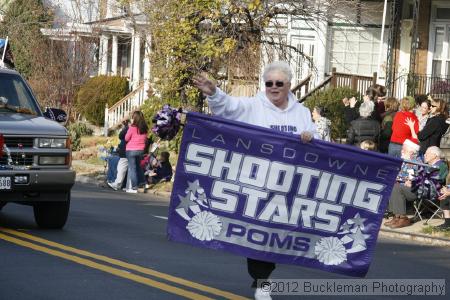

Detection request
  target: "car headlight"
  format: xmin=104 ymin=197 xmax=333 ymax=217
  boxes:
xmin=39 ymin=138 xmax=67 ymax=148
xmin=39 ymin=156 xmax=66 ymax=165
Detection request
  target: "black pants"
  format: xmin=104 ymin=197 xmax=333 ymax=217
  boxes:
xmin=247 ymin=258 xmax=276 ymax=288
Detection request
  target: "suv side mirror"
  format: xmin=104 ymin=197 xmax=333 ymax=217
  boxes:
xmin=43 ymin=107 xmax=67 ymax=124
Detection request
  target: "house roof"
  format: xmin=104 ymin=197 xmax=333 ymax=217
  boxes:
xmin=41 ymin=13 xmax=148 ymax=40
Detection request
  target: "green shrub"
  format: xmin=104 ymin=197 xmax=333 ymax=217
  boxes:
xmin=68 ymin=122 xmax=93 ymax=136
xmin=303 ymin=87 xmax=360 ymax=139
xmin=67 ymin=122 xmax=93 ymax=151
xmin=75 ymin=76 xmax=129 ymax=126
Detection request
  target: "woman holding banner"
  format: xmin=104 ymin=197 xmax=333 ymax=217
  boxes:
xmin=193 ymin=61 xmax=318 ymax=300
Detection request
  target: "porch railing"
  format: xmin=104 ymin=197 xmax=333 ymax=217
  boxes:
xmin=103 ymin=82 xmax=146 ymax=135
xmin=296 ymin=68 xmax=377 ymax=102
xmin=291 ymin=74 xmax=312 ymax=99
xmin=392 ymin=74 xmax=450 ymax=102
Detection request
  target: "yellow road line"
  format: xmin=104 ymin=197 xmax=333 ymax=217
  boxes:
xmin=0 ymin=232 xmax=212 ymax=300
xmin=0 ymin=228 xmax=248 ymax=300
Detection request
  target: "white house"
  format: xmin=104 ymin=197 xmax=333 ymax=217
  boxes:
xmin=38 ymin=0 xmax=450 ymax=131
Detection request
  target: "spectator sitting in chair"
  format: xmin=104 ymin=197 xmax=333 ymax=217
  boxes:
xmin=437 ymin=185 xmax=450 ymax=230
xmin=385 ymin=139 xmax=421 ymax=228
xmin=424 ymin=146 xmax=449 ymax=184
xmin=147 ymin=151 xmax=173 ymax=184
xmin=386 ymin=144 xmax=447 ymax=228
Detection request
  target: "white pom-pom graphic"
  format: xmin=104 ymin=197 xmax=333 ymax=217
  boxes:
xmin=187 ymin=211 xmax=222 ymax=241
xmin=314 ymin=237 xmax=347 ymax=266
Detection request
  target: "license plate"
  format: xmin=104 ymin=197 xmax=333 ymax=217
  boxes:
xmin=0 ymin=176 xmax=12 ymax=190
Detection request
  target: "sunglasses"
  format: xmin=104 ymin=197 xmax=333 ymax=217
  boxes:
xmin=265 ymin=81 xmax=284 ymax=88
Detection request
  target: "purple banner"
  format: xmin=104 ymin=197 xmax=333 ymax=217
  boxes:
xmin=167 ymin=112 xmax=402 ymax=277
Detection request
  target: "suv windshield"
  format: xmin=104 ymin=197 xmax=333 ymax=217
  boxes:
xmin=0 ymin=73 xmax=41 ymax=115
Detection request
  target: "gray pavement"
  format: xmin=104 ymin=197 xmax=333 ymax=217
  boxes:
xmin=0 ymin=182 xmax=449 ymax=300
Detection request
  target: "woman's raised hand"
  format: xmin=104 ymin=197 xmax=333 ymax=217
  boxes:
xmin=404 ymin=117 xmax=415 ymax=128
xmin=193 ymin=74 xmax=217 ymax=96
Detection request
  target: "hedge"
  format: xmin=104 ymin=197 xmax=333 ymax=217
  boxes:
xmin=303 ymin=87 xmax=360 ymax=140
xmin=75 ymin=76 xmax=129 ymax=126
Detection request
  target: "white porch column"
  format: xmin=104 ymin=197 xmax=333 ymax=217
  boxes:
xmin=132 ymin=32 xmax=141 ymax=90
xmin=316 ymin=19 xmax=328 ymax=83
xmin=99 ymin=34 xmax=109 ymax=75
xmin=111 ymin=35 xmax=118 ymax=75
xmin=143 ymin=34 xmax=151 ymax=94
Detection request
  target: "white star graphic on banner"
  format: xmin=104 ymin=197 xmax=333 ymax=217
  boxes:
xmin=176 ymin=192 xmax=197 ymax=214
xmin=348 ymin=213 xmax=367 ymax=231
xmin=348 ymin=227 xmax=370 ymax=249
xmin=185 ymin=180 xmax=201 ymax=195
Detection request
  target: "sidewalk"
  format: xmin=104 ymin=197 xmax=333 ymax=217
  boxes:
xmin=379 ymin=216 xmax=450 ymax=246
xmin=74 ymin=165 xmax=450 ymax=247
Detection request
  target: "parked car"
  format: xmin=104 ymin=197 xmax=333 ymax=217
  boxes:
xmin=0 ymin=67 xmax=75 ymax=229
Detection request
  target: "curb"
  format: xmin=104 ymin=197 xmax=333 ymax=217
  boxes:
xmin=75 ymin=174 xmax=172 ymax=198
xmin=75 ymin=175 xmax=104 ymax=186
xmin=379 ymin=229 xmax=450 ymax=247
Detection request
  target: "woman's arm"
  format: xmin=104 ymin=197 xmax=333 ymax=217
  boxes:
xmin=405 ymin=118 xmax=418 ymax=140
xmin=193 ymin=74 xmax=253 ymax=120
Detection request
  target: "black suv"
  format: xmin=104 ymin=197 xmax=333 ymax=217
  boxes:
xmin=0 ymin=67 xmax=75 ymax=228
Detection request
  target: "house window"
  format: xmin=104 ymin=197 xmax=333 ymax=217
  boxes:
xmin=437 ymin=8 xmax=450 ymax=20
xmin=329 ymin=27 xmax=385 ymax=76
xmin=290 ymin=36 xmax=315 ymax=83
xmin=431 ymin=25 xmax=450 ymax=77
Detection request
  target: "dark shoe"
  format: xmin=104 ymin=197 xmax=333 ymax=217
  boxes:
xmin=434 ymin=223 xmax=450 ymax=231
xmin=411 ymin=215 xmax=421 ymax=223
xmin=390 ymin=217 xmax=411 ymax=229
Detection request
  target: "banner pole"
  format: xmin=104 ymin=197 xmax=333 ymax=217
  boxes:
xmin=1 ymin=36 xmax=8 ymax=63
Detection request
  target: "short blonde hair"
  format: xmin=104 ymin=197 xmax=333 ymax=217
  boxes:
xmin=400 ymin=97 xmax=414 ymax=111
xmin=384 ymin=97 xmax=399 ymax=112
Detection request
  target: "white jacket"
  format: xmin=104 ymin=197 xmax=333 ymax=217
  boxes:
xmin=207 ymin=88 xmax=318 ymax=137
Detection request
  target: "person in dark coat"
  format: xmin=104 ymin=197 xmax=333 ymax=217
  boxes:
xmin=107 ymin=119 xmax=130 ymax=190
xmin=366 ymin=84 xmax=386 ymax=122
xmin=406 ymin=98 xmax=449 ymax=155
xmin=342 ymin=96 xmax=359 ymax=127
xmin=379 ymin=97 xmax=399 ymax=153
xmin=342 ymin=84 xmax=386 ymax=126
xmin=148 ymin=151 xmax=173 ymax=184
xmin=346 ymin=100 xmax=380 ymax=147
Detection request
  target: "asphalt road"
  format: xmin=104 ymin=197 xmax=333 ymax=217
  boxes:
xmin=0 ymin=183 xmax=449 ymax=300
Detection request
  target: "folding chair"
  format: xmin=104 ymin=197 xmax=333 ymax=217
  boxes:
xmin=411 ymin=165 xmax=443 ymax=224
xmin=422 ymin=198 xmax=444 ymax=225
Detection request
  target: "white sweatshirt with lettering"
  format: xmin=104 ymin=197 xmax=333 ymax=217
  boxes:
xmin=207 ymin=87 xmax=318 ymax=137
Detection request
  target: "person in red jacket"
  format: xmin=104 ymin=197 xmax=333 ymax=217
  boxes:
xmin=388 ymin=97 xmax=419 ymax=158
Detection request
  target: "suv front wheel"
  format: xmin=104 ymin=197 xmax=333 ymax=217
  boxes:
xmin=33 ymin=193 xmax=70 ymax=229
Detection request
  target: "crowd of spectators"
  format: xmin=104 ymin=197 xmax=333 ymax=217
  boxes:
xmin=106 ymin=111 xmax=173 ymax=194
xmin=310 ymin=85 xmax=450 ymax=230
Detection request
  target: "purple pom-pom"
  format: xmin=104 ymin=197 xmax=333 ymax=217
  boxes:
xmin=151 ymin=104 xmax=182 ymax=140
xmin=411 ymin=166 xmax=443 ymax=200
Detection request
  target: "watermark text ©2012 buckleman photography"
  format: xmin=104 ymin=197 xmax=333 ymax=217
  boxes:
xmin=257 ymin=279 xmax=446 ymax=296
